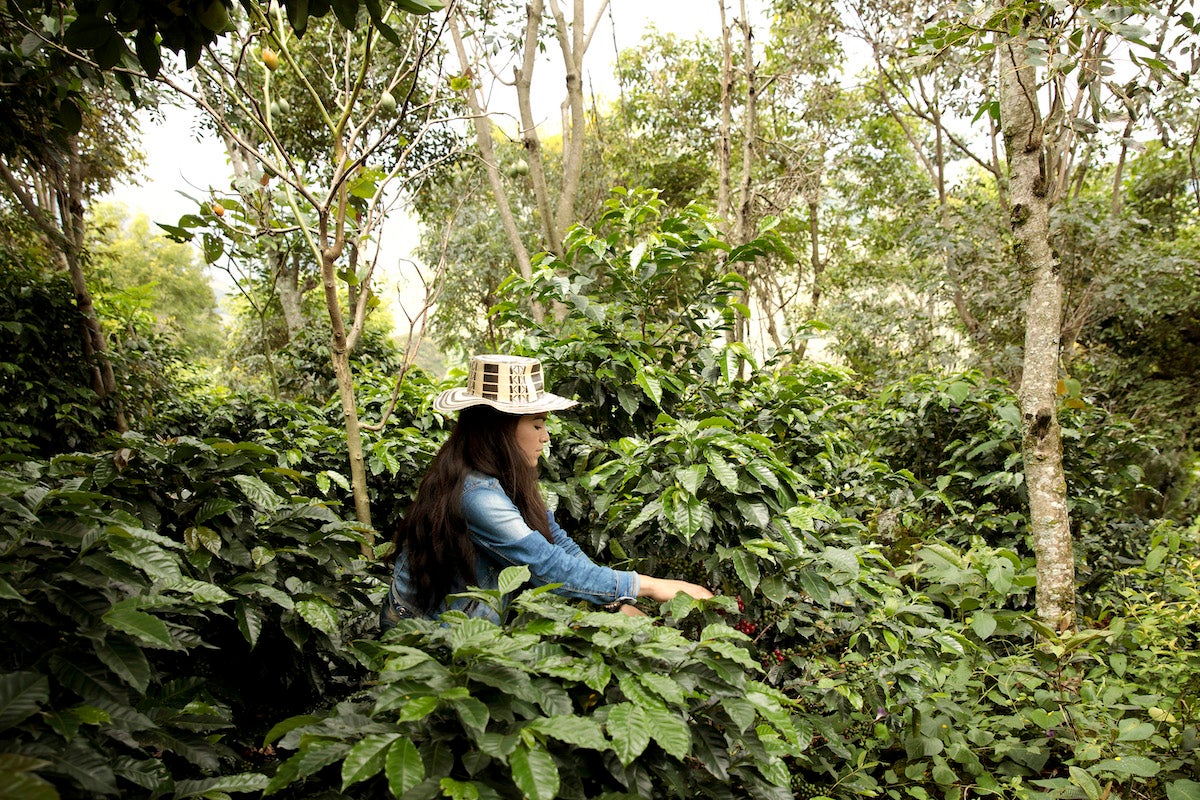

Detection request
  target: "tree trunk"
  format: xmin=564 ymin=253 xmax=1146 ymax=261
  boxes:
xmin=547 ymin=0 xmax=593 ymax=248
xmin=320 ymin=232 xmax=374 ymax=543
xmin=716 ymin=0 xmax=733 ymax=224
xmin=794 ymin=198 xmax=823 ymax=360
xmin=734 ymin=4 xmax=756 ymax=247
xmin=515 ymin=0 xmax=559 ymax=253
xmin=447 ymin=10 xmax=535 ymax=284
xmin=275 ymin=247 xmax=308 ymax=340
xmin=999 ymin=24 xmax=1075 ymax=632
xmin=730 ymin=2 xmax=757 ymax=350
xmin=0 ymin=144 xmax=128 ymax=433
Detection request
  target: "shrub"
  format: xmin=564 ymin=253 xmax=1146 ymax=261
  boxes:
xmin=0 ymin=434 xmax=377 ymax=797
xmin=261 ymin=567 xmax=802 ymax=800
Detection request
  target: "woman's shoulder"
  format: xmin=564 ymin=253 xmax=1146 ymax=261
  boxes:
xmin=462 ymin=470 xmax=502 ymax=493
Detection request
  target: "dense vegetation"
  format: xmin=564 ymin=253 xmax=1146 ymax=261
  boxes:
xmin=2 ymin=193 xmax=1197 ymax=800
xmin=2 ymin=1 xmax=1199 ymax=798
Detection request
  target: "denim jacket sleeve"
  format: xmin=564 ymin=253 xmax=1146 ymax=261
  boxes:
xmin=548 ymin=510 xmax=588 ymax=560
xmin=462 ymin=476 xmax=639 ymax=605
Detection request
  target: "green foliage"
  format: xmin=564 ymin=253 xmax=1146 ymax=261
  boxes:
xmin=0 ymin=258 xmax=103 ymax=455
xmin=495 ymin=188 xmax=788 ymax=440
xmin=4 ymin=0 xmax=443 ymax=91
xmin=0 ymin=433 xmax=377 ymax=797
xmin=263 ymin=569 xmax=799 ymax=799
xmin=4 ymin=184 xmax=1198 ymax=799
xmin=88 ymin=202 xmax=224 ymax=360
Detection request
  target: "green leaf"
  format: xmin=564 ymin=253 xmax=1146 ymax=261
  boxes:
xmin=438 ymin=777 xmax=480 ymax=800
xmin=692 ymin=724 xmax=730 ymax=780
xmin=295 ymin=598 xmax=339 ymax=635
xmin=184 ymin=525 xmax=222 ymax=555
xmin=230 ymin=474 xmax=283 ymax=511
xmin=675 ymin=464 xmax=706 ymax=494
xmin=634 ymin=368 xmax=663 ymax=406
xmin=509 ymin=744 xmax=559 ymax=800
xmin=93 ymin=637 xmax=152 ymax=693
xmin=396 ymin=695 xmax=440 ymax=722
xmin=1093 ymin=756 xmax=1160 ymax=777
xmin=970 ymin=612 xmax=997 ymax=640
xmin=385 ymin=737 xmax=424 ymax=796
xmin=796 ymin=568 xmax=831 ymax=606
xmin=102 ymin=604 xmax=176 ymax=649
xmin=669 ymin=492 xmax=704 ymax=542
xmin=606 ymin=703 xmax=650 ymax=766
xmin=731 ymin=549 xmax=761 ymax=594
xmin=451 ymin=696 xmax=490 ymax=736
xmin=109 ymin=538 xmax=182 ymax=583
xmin=639 ymin=673 xmax=687 ymax=707
xmin=706 ymin=454 xmax=739 ymax=492
xmin=629 ymin=241 xmax=647 ymax=270
xmin=527 ymin=716 xmax=607 ymax=751
xmin=236 ymin=600 xmax=264 ymax=648
xmin=201 ymin=233 xmax=224 ymax=264
xmin=0 ymin=770 xmax=58 ymax=800
xmin=0 ymin=577 xmax=26 ymax=602
xmin=822 ymin=547 xmax=859 ymax=577
xmin=194 ymin=497 xmax=238 ymax=524
xmin=0 ymin=672 xmax=49 ymax=731
xmin=1116 ymin=718 xmax=1155 ymax=742
xmin=341 ymin=733 xmax=402 ymax=789
xmin=498 ymin=564 xmax=531 ymax=594
xmin=1167 ymin=779 xmax=1200 ymax=800
xmin=175 ymin=772 xmax=271 ymax=797
xmin=644 ymin=705 xmax=691 ymax=759
xmin=946 ymin=381 xmax=971 ymax=405
xmin=744 ymin=459 xmax=780 ymax=491
xmin=1069 ymin=766 xmax=1103 ymax=800
xmin=262 ymin=714 xmax=322 ymax=746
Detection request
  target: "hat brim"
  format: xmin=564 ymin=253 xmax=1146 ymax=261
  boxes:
xmin=432 ymin=388 xmax=579 ymax=415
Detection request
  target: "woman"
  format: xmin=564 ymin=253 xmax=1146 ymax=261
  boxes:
xmin=380 ymin=354 xmax=712 ymax=630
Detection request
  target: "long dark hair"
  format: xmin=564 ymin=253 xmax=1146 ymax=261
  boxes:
xmin=393 ymin=405 xmax=553 ymax=613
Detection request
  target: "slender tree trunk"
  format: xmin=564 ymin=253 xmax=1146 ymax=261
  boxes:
xmin=275 ymin=248 xmax=309 ymax=340
xmin=794 ymin=198 xmax=823 ymax=360
xmin=734 ymin=4 xmax=756 ymax=246
xmin=319 ymin=223 xmax=373 ymax=541
xmin=514 ymin=0 xmax=559 ymax=252
xmin=716 ymin=0 xmax=733 ymax=225
xmin=447 ymin=10 xmax=535 ymax=284
xmin=999 ymin=24 xmax=1075 ymax=632
xmin=547 ymin=0 xmax=594 ymax=247
xmin=0 ymin=146 xmax=128 ymax=433
xmin=730 ymin=2 xmax=757 ymax=350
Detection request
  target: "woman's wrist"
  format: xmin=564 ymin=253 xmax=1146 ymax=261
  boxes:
xmin=636 ymin=574 xmax=714 ymax=603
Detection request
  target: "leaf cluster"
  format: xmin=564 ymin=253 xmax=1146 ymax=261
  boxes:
xmin=262 ymin=568 xmax=800 ymax=799
xmin=0 ymin=433 xmax=377 ymax=797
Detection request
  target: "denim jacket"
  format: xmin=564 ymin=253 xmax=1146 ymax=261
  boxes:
xmin=380 ymin=471 xmax=639 ymax=629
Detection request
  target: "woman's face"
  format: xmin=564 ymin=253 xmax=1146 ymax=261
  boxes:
xmin=514 ymin=414 xmax=550 ymax=468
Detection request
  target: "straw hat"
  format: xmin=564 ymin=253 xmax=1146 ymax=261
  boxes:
xmin=433 ymin=354 xmax=579 ymax=414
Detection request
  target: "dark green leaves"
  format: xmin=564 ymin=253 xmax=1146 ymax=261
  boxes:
xmin=0 ymin=673 xmax=49 ymax=732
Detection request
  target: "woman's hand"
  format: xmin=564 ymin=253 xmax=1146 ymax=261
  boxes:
xmin=637 ymin=574 xmax=714 ymax=603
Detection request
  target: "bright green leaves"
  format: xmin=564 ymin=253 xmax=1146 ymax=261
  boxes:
xmin=340 ymin=733 xmax=403 ymax=790
xmin=385 ymin=736 xmax=424 ymax=795
xmin=605 ymin=703 xmax=651 ymax=765
xmin=0 ymin=433 xmax=376 ymax=799
xmin=509 ymin=743 xmax=559 ymax=800
xmin=261 ymin=591 xmax=801 ymax=797
xmin=102 ymin=601 xmax=177 ymax=650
